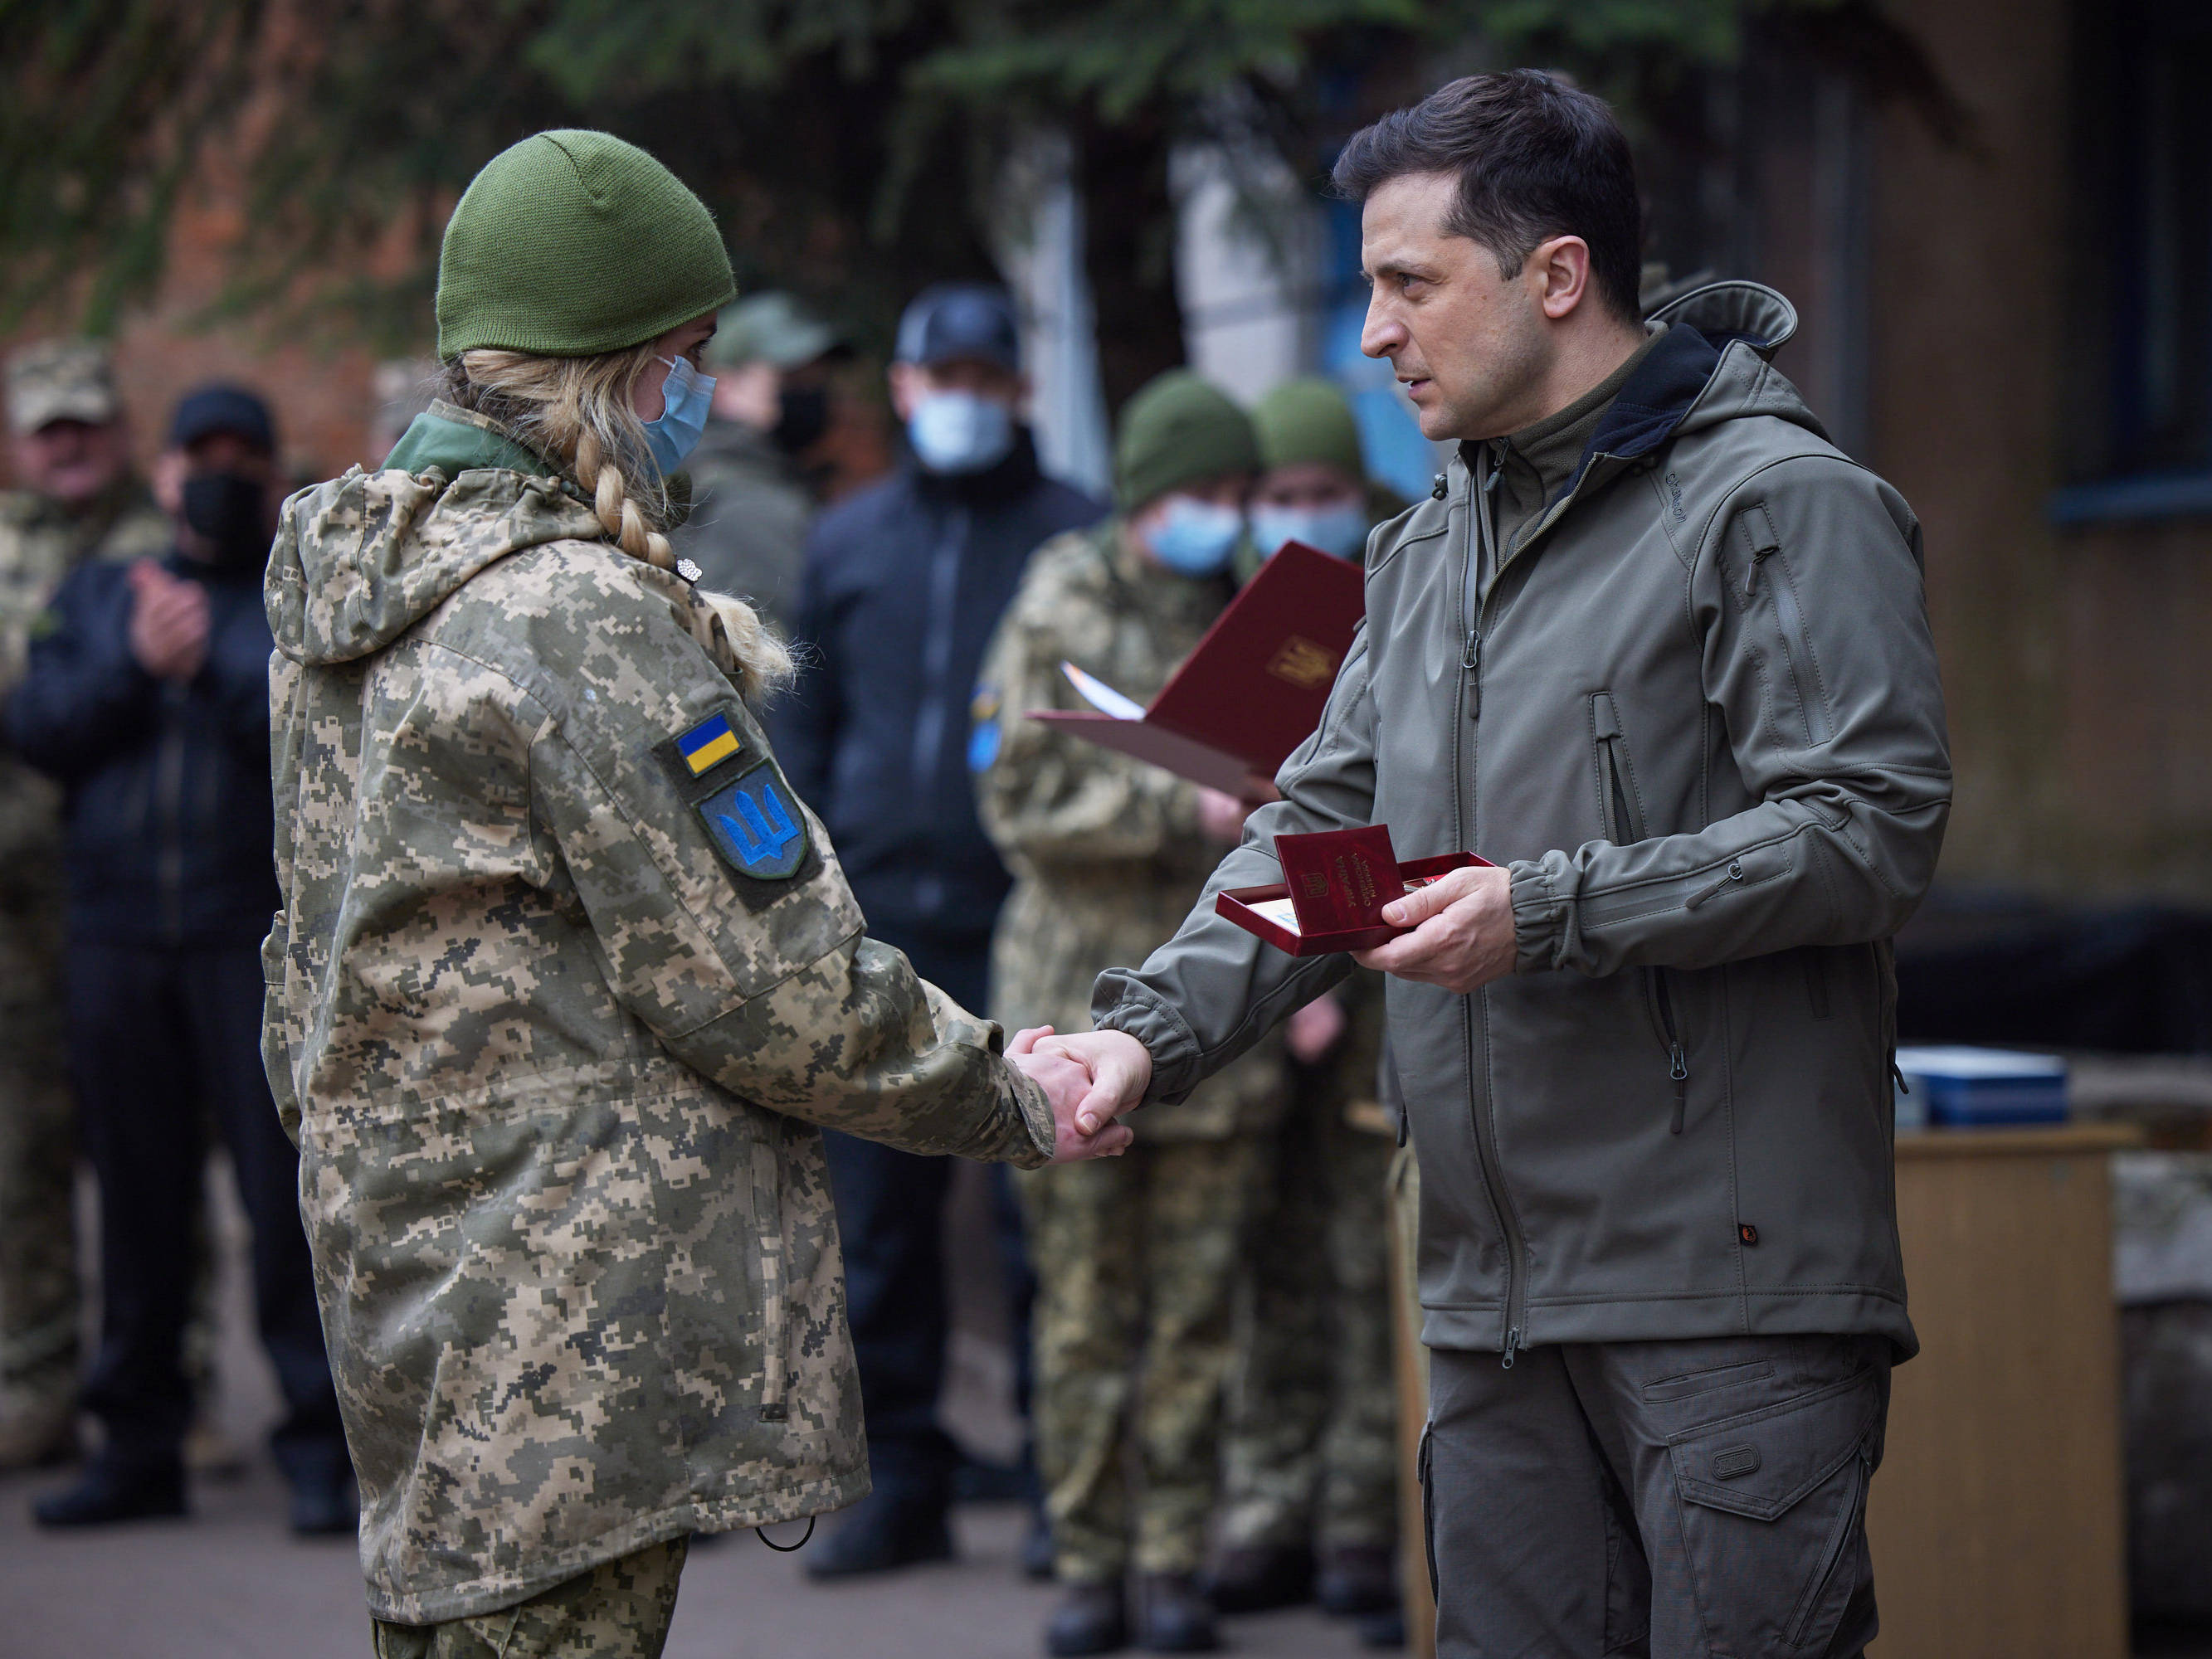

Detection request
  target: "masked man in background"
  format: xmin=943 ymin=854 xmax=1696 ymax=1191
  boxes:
xmin=10 ymin=385 xmax=348 ymax=1534
xmin=771 ymin=283 xmax=1105 ymax=1578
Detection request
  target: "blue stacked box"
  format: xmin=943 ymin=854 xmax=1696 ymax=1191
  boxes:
xmin=1893 ymin=1046 xmax=2068 ymax=1129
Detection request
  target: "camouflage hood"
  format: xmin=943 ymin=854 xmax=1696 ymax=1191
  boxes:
xmin=267 ymin=401 xmax=604 ymax=669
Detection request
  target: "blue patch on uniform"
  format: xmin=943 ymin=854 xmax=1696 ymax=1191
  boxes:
xmin=968 ymin=718 xmax=1001 ymax=773
xmin=697 ymin=764 xmax=809 ymax=880
xmin=968 ymin=684 xmax=1002 ymax=772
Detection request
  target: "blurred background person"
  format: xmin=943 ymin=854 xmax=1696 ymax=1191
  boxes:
xmin=7 ymin=385 xmax=349 ymax=1534
xmin=974 ymin=368 xmax=1282 ymax=1657
xmin=0 ymin=339 xmax=169 ymax=1474
xmin=771 ymin=281 xmax=1105 ymax=1581
xmin=1208 ymin=374 xmax=1406 ymax=1643
xmin=672 ymin=290 xmax=845 ymax=632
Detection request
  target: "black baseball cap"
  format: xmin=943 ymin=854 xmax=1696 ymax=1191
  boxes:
xmin=169 ymin=383 xmax=276 ymax=453
xmin=894 ymin=284 xmax=1021 ymax=373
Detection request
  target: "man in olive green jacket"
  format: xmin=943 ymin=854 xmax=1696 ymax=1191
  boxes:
xmin=1055 ymin=74 xmax=1949 ymax=1659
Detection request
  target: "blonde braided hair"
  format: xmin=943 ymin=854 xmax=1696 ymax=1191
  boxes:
xmin=441 ymin=348 xmax=794 ymax=703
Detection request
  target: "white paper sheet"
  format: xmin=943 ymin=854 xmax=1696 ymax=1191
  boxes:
xmin=1060 ymin=662 xmax=1147 ymax=722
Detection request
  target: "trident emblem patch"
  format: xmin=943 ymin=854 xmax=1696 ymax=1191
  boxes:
xmin=697 ymin=763 xmax=810 ymax=880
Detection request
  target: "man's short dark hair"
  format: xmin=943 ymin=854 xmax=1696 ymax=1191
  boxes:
xmin=1333 ymin=71 xmax=1644 ymax=323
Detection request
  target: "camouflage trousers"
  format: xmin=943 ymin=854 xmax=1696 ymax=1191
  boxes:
xmin=0 ymin=971 xmax=78 ymax=1405
xmin=1020 ymin=1135 xmax=1259 ymax=1583
xmin=371 ymin=1537 xmax=688 ymax=1659
xmin=1218 ymin=1076 xmax=1397 ymax=1554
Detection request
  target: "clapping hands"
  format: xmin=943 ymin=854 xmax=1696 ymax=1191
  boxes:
xmin=1006 ymin=1026 xmax=1155 ymax=1163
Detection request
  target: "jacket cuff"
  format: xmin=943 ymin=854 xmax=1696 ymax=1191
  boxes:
xmin=1089 ymin=977 xmax=1202 ymax=1106
xmin=1003 ymin=1065 xmax=1057 ymax=1170
xmin=1508 ymin=856 xmax=1566 ymax=975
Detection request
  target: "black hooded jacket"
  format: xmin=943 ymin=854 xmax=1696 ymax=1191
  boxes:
xmin=770 ymin=431 xmax=1104 ymax=942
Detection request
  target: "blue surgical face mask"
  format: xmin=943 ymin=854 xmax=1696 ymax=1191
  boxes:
xmin=1144 ymin=495 xmax=1244 ymax=577
xmin=642 ymin=354 xmax=716 ymax=477
xmin=1250 ymin=501 xmax=1370 ymax=562
xmin=908 ymin=390 xmax=1016 ymax=474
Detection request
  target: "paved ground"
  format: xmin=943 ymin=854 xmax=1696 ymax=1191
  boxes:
xmin=0 ymin=1160 xmax=1378 ymax=1657
xmin=0 ymin=1466 xmax=1381 ymax=1658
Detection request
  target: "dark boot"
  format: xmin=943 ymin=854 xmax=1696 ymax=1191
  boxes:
xmin=804 ymin=1487 xmax=953 ymax=1579
xmin=32 ymin=1454 xmax=187 ymax=1527
xmin=1206 ymin=1543 xmax=1313 ymax=1613
xmin=1137 ymin=1573 xmax=1220 ymax=1653
xmin=1045 ymin=1581 xmax=1128 ymax=1657
xmin=277 ymin=1436 xmax=358 ymax=1538
xmin=1317 ymin=1544 xmax=1398 ymax=1617
xmin=1022 ymin=1507 xmax=1056 ymax=1581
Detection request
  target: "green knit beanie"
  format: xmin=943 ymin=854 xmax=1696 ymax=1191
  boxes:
xmin=436 ymin=130 xmax=738 ymax=361
xmin=1252 ymin=377 xmax=1367 ymax=479
xmin=1114 ymin=369 xmax=1259 ymax=512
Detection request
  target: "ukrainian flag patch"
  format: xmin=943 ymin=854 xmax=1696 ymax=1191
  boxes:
xmin=675 ymin=712 xmax=743 ymax=777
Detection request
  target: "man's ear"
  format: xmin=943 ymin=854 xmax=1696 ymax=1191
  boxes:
xmin=1532 ymin=235 xmax=1594 ymax=321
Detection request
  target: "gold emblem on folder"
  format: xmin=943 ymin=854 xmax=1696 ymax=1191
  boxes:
xmin=1266 ymin=635 xmax=1337 ymax=690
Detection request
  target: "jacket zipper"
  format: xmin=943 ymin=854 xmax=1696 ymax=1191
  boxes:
xmin=155 ymin=682 xmax=188 ymax=944
xmin=1598 ymin=729 xmax=1690 ymax=1132
xmin=1684 ymin=859 xmax=1744 ymax=909
xmin=753 ymin=1122 xmax=790 ymax=1423
xmin=906 ymin=504 xmax=971 ymax=912
xmin=1747 ymin=536 xmax=1833 ymax=745
xmin=1455 ymin=457 xmax=1528 ymax=1367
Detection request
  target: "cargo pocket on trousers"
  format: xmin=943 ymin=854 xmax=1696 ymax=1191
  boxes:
xmin=1667 ymin=1367 xmax=1881 ymax=1657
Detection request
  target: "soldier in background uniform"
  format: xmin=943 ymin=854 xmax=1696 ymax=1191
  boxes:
xmin=257 ymin=131 xmax=1126 ymax=1655
xmin=669 ymin=291 xmax=840 ymax=632
xmin=13 ymin=382 xmax=350 ymax=1533
xmin=1209 ymin=377 xmax=1406 ymax=1640
xmin=0 ymin=340 xmax=168 ymax=1471
xmin=976 ymin=369 xmax=1280 ymax=1657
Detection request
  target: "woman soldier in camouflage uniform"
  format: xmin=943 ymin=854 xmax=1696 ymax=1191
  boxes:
xmin=261 ymin=131 xmax=1126 ymax=1659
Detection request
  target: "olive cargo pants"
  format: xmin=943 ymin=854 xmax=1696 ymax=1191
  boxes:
xmin=1021 ymin=1135 xmax=1259 ymax=1582
xmin=1423 ymin=1334 xmax=1890 ymax=1658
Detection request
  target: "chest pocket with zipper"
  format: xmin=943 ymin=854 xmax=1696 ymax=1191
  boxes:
xmin=1735 ymin=501 xmax=1834 ymax=748
xmin=1591 ymin=691 xmax=1691 ymax=1132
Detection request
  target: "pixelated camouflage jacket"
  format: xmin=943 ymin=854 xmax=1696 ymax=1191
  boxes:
xmin=0 ymin=479 xmax=168 ymax=977
xmin=974 ymin=521 xmax=1283 ymax=1140
xmin=261 ymin=401 xmax=1055 ymax=1623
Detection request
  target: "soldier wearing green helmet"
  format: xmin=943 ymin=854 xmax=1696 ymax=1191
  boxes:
xmin=261 ymin=129 xmax=1131 ymax=1657
xmin=1211 ymin=375 xmax=1406 ymax=1635
xmin=974 ymin=368 xmax=1288 ymax=1657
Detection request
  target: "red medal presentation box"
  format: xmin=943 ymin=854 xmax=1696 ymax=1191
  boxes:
xmin=1218 ymin=825 xmax=1492 ymax=956
xmin=1028 ymin=540 xmax=1365 ymax=796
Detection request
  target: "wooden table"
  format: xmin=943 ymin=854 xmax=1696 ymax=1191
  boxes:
xmin=1868 ymin=1123 xmax=2137 ymax=1658
xmin=1388 ymin=1124 xmax=2138 ymax=1659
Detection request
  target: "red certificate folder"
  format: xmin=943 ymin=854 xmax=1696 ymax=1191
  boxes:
xmin=1028 ymin=540 xmax=1365 ymax=796
xmin=1217 ymin=825 xmax=1490 ymax=956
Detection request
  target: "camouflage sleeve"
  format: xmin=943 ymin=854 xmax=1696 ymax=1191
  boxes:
xmin=524 ymin=592 xmax=1054 ymax=1166
xmin=260 ymin=648 xmax=306 ymax=1147
xmin=974 ymin=569 xmax=1201 ymax=870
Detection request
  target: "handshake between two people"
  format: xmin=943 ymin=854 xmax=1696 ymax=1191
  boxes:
xmin=1001 ymin=865 xmax=1520 ymax=1165
xmin=1004 ymin=1027 xmax=1156 ymax=1164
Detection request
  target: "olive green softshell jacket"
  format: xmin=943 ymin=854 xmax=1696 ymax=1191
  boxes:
xmin=1097 ymin=284 xmax=1950 ymax=1363
xmin=261 ymin=405 xmax=1053 ymax=1623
